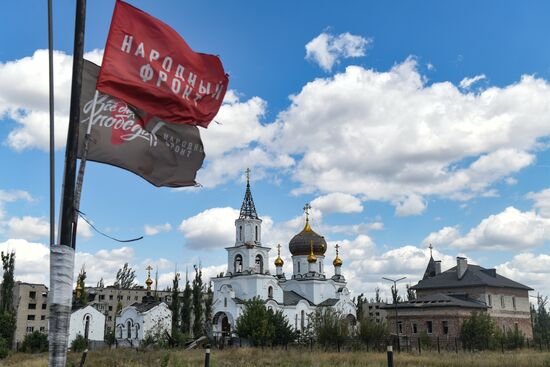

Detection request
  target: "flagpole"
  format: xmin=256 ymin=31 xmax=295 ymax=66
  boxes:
xmin=49 ymin=0 xmax=86 ymax=366
xmin=71 ymin=90 xmax=98 ymax=245
xmin=48 ymin=0 xmax=55 ymax=250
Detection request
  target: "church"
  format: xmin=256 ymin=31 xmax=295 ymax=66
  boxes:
xmin=211 ymin=171 xmax=356 ymax=337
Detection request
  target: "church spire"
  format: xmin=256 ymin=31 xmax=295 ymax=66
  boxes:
xmin=239 ymin=168 xmax=259 ymax=220
xmin=422 ymin=244 xmax=436 ymax=279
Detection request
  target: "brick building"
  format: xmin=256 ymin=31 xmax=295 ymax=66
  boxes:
xmin=384 ymin=254 xmax=533 ymax=340
xmin=12 ymin=282 xmax=49 ymax=347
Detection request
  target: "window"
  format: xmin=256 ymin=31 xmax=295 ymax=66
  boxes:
xmin=27 ymin=315 xmax=35 ymax=321
xmin=109 ymin=295 xmax=113 ymax=300
xmin=28 ymin=303 xmax=36 ymax=310
xmin=26 ymin=327 xmax=34 ymax=333
xmin=41 ymin=315 xmax=45 ymax=320
xmin=127 ymin=321 xmax=132 ymax=339
xmin=224 ymin=297 xmax=227 ymax=308
xmin=297 ymin=262 xmax=301 ymax=273
xmin=108 ymin=316 xmax=112 ymax=321
xmin=512 ymin=297 xmax=516 ymax=310
xmin=501 ymin=296 xmax=505 ymax=309
xmin=255 ymin=226 xmax=258 ymax=241
xmin=99 ymin=295 xmax=105 ymax=300
xmin=268 ymin=286 xmax=273 ymax=299
xmin=85 ymin=315 xmax=90 ymax=340
xmin=234 ymin=255 xmax=243 ymax=273
xmin=127 ymin=296 xmax=131 ymax=301
xmin=239 ymin=225 xmax=243 ymax=241
xmin=29 ymin=291 xmax=36 ymax=299
xmin=412 ymin=321 xmax=418 ymax=334
xmin=255 ymin=254 xmax=264 ymax=273
xmin=426 ymin=321 xmax=433 ymax=334
xmin=109 ymin=306 xmax=113 ymax=311
xmin=41 ymin=304 xmax=47 ymax=310
xmin=319 ymin=262 xmax=322 ymax=273
xmin=487 ymin=294 xmax=492 ymax=307
xmin=442 ymin=321 xmax=449 ymax=335
xmin=40 ymin=327 xmax=45 ymax=332
xmin=397 ymin=321 xmax=403 ymax=334
xmin=135 ymin=296 xmax=138 ymax=301
xmin=301 ymin=310 xmax=305 ymax=330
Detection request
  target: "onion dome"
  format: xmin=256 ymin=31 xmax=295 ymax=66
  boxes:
xmin=274 ymin=244 xmax=284 ymax=267
xmin=289 ymin=203 xmax=327 ymax=256
xmin=333 ymin=244 xmax=343 ymax=267
xmin=307 ymin=240 xmax=317 ymax=263
xmin=145 ymin=265 xmax=153 ymax=290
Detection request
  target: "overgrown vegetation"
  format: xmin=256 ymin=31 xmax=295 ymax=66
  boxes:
xmin=309 ymin=308 xmax=350 ymax=352
xmin=192 ymin=266 xmax=203 ymax=337
xmin=0 ymin=251 xmax=16 ymax=358
xmin=70 ymin=335 xmax=87 ymax=352
xmin=461 ymin=312 xmax=496 ymax=350
xmin=533 ymin=294 xmax=550 ymax=344
xmin=114 ymin=263 xmax=137 ymax=289
xmin=20 ymin=331 xmax=48 ymax=353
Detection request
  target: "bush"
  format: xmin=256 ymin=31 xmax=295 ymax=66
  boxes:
xmin=21 ymin=331 xmax=48 ymax=353
xmin=104 ymin=330 xmax=116 ymax=347
xmin=461 ymin=312 xmax=495 ymax=351
xmin=357 ymin=318 xmax=389 ymax=347
xmin=71 ymin=334 xmax=87 ymax=352
xmin=0 ymin=337 xmax=9 ymax=359
xmin=310 ymin=308 xmax=350 ymax=351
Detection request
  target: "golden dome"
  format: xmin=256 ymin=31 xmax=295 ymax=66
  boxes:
xmin=274 ymin=244 xmax=284 ymax=267
xmin=145 ymin=265 xmax=153 ymax=290
xmin=333 ymin=244 xmax=343 ymax=267
xmin=75 ymin=280 xmax=82 ymax=291
xmin=307 ymin=240 xmax=317 ymax=263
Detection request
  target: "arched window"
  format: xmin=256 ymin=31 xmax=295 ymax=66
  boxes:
xmin=255 ymin=254 xmax=263 ymax=273
xmin=84 ymin=315 xmax=90 ymax=340
xmin=224 ymin=297 xmax=227 ymax=307
xmin=239 ymin=225 xmax=243 ymax=241
xmin=255 ymin=226 xmax=258 ymax=241
xmin=118 ymin=325 xmax=123 ymax=339
xmin=319 ymin=262 xmax=322 ymax=273
xmin=127 ymin=320 xmax=132 ymax=339
xmin=135 ymin=323 xmax=140 ymax=339
xmin=268 ymin=286 xmax=273 ymax=299
xmin=301 ymin=310 xmax=305 ymax=330
xmin=234 ymin=255 xmax=243 ymax=273
xmin=297 ymin=261 xmax=301 ymax=273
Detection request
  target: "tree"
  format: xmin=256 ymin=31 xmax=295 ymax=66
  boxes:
xmin=270 ymin=309 xmax=297 ymax=346
xmin=357 ymin=317 xmax=389 ymax=347
xmin=235 ymin=297 xmax=273 ymax=347
xmin=192 ymin=266 xmax=204 ymax=337
xmin=76 ymin=266 xmax=87 ymax=305
xmin=96 ymin=278 xmax=104 ymax=288
xmin=374 ymin=287 xmax=381 ymax=303
xmin=356 ymin=293 xmax=366 ymax=322
xmin=170 ymin=272 xmax=180 ymax=334
xmin=114 ymin=263 xmax=136 ymax=289
xmin=0 ymin=251 xmax=16 ymax=349
xmin=406 ymin=284 xmax=416 ymax=301
xmin=533 ymin=294 xmax=550 ymax=343
xmin=21 ymin=331 xmax=48 ymax=353
xmin=461 ymin=312 xmax=496 ymax=350
xmin=204 ymin=281 xmax=213 ymax=327
xmin=390 ymin=285 xmax=401 ymax=304
xmin=310 ymin=308 xmax=350 ymax=352
xmin=180 ymin=274 xmax=192 ymax=335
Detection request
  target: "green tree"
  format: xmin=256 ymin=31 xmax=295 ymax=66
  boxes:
xmin=180 ymin=274 xmax=192 ymax=335
xmin=357 ymin=317 xmax=389 ymax=347
xmin=0 ymin=251 xmax=16 ymax=349
xmin=204 ymin=281 xmax=213 ymax=327
xmin=21 ymin=331 xmax=48 ymax=353
xmin=374 ymin=287 xmax=381 ymax=303
xmin=70 ymin=334 xmax=87 ymax=352
xmin=170 ymin=272 xmax=180 ymax=334
xmin=235 ymin=297 xmax=273 ymax=346
xmin=406 ymin=284 xmax=416 ymax=301
xmin=270 ymin=309 xmax=297 ymax=346
xmin=192 ymin=266 xmax=203 ymax=337
xmin=533 ymin=294 xmax=550 ymax=343
xmin=76 ymin=265 xmax=87 ymax=305
xmin=461 ymin=312 xmax=496 ymax=350
xmin=310 ymin=307 xmax=350 ymax=352
xmin=356 ymin=293 xmax=365 ymax=322
xmin=114 ymin=263 xmax=136 ymax=289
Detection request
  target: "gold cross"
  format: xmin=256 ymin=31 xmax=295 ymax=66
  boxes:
xmin=277 ymin=244 xmax=281 ymax=255
xmin=146 ymin=265 xmax=153 ymax=277
xmin=335 ymin=244 xmax=340 ymax=255
xmin=303 ymin=203 xmax=311 ymax=219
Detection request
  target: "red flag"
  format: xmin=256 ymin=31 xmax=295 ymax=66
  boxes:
xmin=97 ymin=1 xmax=229 ymax=128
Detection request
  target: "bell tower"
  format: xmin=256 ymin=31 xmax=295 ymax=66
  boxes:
xmin=235 ymin=168 xmax=262 ymax=246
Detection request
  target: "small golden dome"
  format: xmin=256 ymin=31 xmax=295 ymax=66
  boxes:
xmin=75 ymin=280 xmax=82 ymax=291
xmin=307 ymin=240 xmax=317 ymax=263
xmin=274 ymin=244 xmax=284 ymax=267
xmin=145 ymin=265 xmax=153 ymax=290
xmin=333 ymin=244 xmax=343 ymax=267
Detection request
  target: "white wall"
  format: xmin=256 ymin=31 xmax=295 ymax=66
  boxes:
xmin=68 ymin=305 xmax=105 ymax=347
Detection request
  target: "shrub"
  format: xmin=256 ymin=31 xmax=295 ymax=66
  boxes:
xmin=461 ymin=312 xmax=496 ymax=351
xmin=71 ymin=334 xmax=87 ymax=352
xmin=0 ymin=337 xmax=9 ymax=359
xmin=310 ymin=308 xmax=350 ymax=351
xmin=21 ymin=331 xmax=48 ymax=353
xmin=357 ymin=318 xmax=389 ymax=347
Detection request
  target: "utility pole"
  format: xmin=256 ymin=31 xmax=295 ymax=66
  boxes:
xmin=382 ymin=276 xmax=406 ymax=337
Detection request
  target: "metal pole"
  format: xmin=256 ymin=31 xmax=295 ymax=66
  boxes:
xmin=387 ymin=345 xmax=394 ymax=367
xmin=204 ymin=347 xmax=210 ymax=367
xmin=49 ymin=0 xmax=86 ymax=366
xmin=382 ymin=277 xmax=406 ymax=354
xmin=48 ymin=0 xmax=55 ymax=248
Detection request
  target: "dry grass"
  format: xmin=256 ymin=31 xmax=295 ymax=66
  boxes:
xmin=3 ymin=348 xmax=550 ymax=367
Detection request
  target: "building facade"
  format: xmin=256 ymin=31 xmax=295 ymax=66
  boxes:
xmin=211 ymin=174 xmax=356 ymax=337
xmin=12 ymin=282 xmax=49 ymax=346
xmin=68 ymin=304 xmax=105 ymax=348
xmin=385 ymin=254 xmax=533 ymax=339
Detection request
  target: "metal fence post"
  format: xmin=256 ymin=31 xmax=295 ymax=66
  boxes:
xmin=204 ymin=347 xmax=210 ymax=367
xmin=387 ymin=345 xmax=394 ymax=367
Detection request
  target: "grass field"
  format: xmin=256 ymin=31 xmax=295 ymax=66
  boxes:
xmin=3 ymin=348 xmax=550 ymax=367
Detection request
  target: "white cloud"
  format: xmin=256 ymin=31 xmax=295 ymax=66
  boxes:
xmin=0 ymin=190 xmax=33 ymax=219
xmin=271 ymin=58 xmax=550 ymax=211
xmin=178 ymin=207 xmax=240 ymax=250
xmin=450 ymin=207 xmax=550 ymax=251
xmin=422 ymin=226 xmax=461 ymax=247
xmin=311 ymin=192 xmax=363 ymax=214
xmin=0 ymin=49 xmax=102 ymax=151
xmin=144 ymin=223 xmax=172 ymax=236
xmin=7 ymin=216 xmax=49 ymax=240
xmin=528 ymin=188 xmax=550 ymax=218
xmin=496 ymin=253 xmax=549 ymax=296
xmin=394 ymin=194 xmax=427 ymax=217
xmin=305 ymin=32 xmax=371 ymax=72
xmin=459 ymin=74 xmax=486 ymax=89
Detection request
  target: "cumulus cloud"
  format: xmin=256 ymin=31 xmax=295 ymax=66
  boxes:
xmin=144 ymin=223 xmax=172 ymax=236
xmin=0 ymin=49 xmax=102 ymax=151
xmin=422 ymin=226 xmax=461 ymax=247
xmin=0 ymin=190 xmax=33 ymax=219
xmin=7 ymin=216 xmax=49 ymax=240
xmin=271 ymin=58 xmax=550 ymax=212
xmin=305 ymin=32 xmax=371 ymax=72
xmin=496 ymin=253 xmax=549 ymax=295
xmin=528 ymin=188 xmax=550 ymax=218
xmin=178 ymin=207 xmax=242 ymax=250
xmin=450 ymin=207 xmax=550 ymax=251
xmin=459 ymin=74 xmax=486 ymax=89
xmin=311 ymin=192 xmax=363 ymax=214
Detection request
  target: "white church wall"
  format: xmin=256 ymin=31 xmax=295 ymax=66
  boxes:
xmin=68 ymin=305 xmax=105 ymax=347
xmin=143 ymin=303 xmax=172 ymax=339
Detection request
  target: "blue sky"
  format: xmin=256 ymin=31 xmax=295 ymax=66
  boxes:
xmin=2 ymin=0 xmax=550 ymax=300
